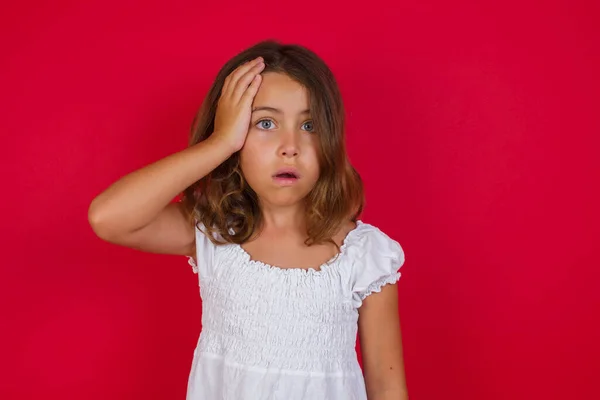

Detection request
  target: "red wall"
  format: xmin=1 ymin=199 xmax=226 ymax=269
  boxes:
xmin=2 ymin=1 xmax=598 ymax=399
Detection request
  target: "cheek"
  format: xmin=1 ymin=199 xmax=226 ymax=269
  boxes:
xmin=239 ymin=140 xmax=267 ymax=181
xmin=304 ymin=137 xmax=321 ymax=176
xmin=239 ymin=150 xmax=257 ymax=179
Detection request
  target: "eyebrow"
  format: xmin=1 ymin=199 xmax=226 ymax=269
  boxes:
xmin=251 ymin=106 xmax=311 ymax=115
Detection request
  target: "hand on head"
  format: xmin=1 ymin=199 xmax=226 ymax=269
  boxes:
xmin=212 ymin=57 xmax=265 ymax=153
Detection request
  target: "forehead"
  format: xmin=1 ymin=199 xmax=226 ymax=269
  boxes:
xmin=252 ymin=72 xmax=310 ymax=111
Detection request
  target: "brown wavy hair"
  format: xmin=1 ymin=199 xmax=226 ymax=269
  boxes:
xmin=181 ymin=40 xmax=364 ymax=247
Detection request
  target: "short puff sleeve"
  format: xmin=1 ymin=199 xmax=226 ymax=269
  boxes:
xmin=349 ymin=225 xmax=405 ymax=308
xmin=186 ymin=222 xmax=216 ymax=277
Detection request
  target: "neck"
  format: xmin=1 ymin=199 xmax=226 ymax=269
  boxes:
xmin=259 ymin=201 xmax=307 ymax=233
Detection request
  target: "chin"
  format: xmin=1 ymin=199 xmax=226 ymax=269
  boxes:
xmin=260 ymin=192 xmax=308 ymax=208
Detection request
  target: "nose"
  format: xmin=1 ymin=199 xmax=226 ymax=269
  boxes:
xmin=279 ymin=130 xmax=299 ymax=158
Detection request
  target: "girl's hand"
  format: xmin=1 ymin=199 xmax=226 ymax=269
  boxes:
xmin=213 ymin=57 xmax=265 ymax=153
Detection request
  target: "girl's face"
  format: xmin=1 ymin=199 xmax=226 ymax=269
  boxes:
xmin=240 ymin=72 xmax=320 ymax=208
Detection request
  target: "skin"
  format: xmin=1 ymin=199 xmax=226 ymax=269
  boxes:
xmin=88 ymin=57 xmax=408 ymax=399
xmin=360 ymin=283 xmax=409 ymax=399
xmin=238 ymin=71 xmax=341 ymax=269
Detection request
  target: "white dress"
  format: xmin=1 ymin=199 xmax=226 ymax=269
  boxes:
xmin=186 ymin=220 xmax=405 ymax=400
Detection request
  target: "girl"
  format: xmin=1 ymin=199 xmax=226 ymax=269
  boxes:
xmin=89 ymin=40 xmax=408 ymax=400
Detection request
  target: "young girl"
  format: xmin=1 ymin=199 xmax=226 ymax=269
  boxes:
xmin=89 ymin=40 xmax=408 ymax=400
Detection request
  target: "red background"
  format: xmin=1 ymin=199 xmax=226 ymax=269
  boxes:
xmin=1 ymin=1 xmax=599 ymax=399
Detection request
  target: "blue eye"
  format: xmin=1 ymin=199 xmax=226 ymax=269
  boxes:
xmin=302 ymin=121 xmax=314 ymax=132
xmin=256 ymin=119 xmax=275 ymax=130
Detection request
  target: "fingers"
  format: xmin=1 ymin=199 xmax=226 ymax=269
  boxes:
xmin=232 ymin=61 xmax=265 ymax=100
xmin=240 ymin=74 xmax=262 ymax=105
xmin=223 ymin=57 xmax=263 ymax=98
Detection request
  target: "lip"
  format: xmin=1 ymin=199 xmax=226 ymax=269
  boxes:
xmin=272 ymin=167 xmax=301 ymax=186
xmin=272 ymin=167 xmax=301 ymax=179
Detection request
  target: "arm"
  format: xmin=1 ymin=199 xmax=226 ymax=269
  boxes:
xmin=88 ymin=56 xmax=266 ymax=256
xmin=358 ymin=283 xmax=409 ymax=400
xmin=88 ymin=136 xmax=234 ymax=255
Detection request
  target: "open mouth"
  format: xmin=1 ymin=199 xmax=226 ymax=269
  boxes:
xmin=275 ymin=172 xmax=298 ymax=179
xmin=273 ymin=168 xmax=300 ymax=184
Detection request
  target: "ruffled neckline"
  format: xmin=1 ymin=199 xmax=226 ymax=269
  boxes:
xmin=230 ymin=220 xmax=366 ymax=276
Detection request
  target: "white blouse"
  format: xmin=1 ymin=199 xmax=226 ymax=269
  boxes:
xmin=186 ymin=220 xmax=405 ymax=400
